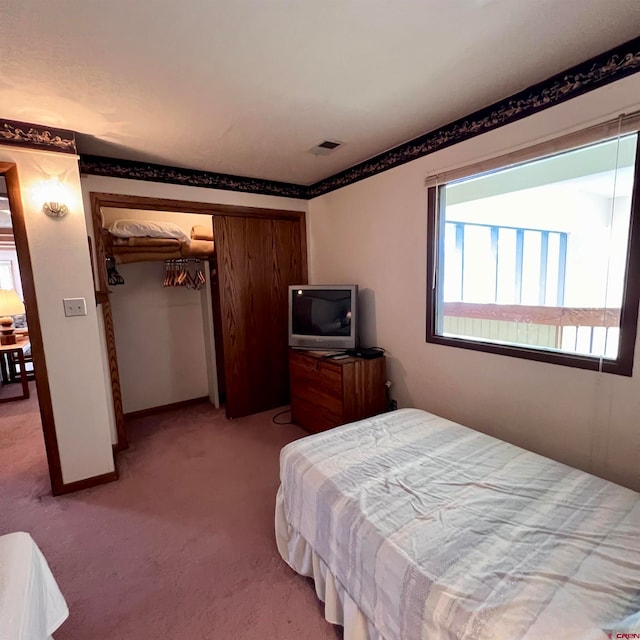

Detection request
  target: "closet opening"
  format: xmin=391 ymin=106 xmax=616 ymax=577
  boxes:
xmin=90 ymin=195 xmax=222 ymax=450
xmin=90 ymin=193 xmax=307 ymax=452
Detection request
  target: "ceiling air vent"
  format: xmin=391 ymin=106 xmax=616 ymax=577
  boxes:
xmin=309 ymin=140 xmax=343 ymax=156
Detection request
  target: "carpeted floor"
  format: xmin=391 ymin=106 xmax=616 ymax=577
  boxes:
xmin=0 ymin=384 xmax=340 ymax=639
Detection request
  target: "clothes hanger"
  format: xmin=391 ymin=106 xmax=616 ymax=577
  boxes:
xmin=106 ymin=257 xmax=125 ymax=286
xmin=163 ymin=258 xmax=205 ymax=289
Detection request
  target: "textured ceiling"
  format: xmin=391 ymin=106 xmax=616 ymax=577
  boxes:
xmin=1 ymin=1 xmax=640 ymax=185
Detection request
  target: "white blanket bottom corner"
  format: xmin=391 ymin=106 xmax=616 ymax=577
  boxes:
xmin=275 ymin=486 xmax=385 ymax=640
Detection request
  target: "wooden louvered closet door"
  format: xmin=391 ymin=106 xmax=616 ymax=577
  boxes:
xmin=212 ymin=212 xmax=306 ymax=419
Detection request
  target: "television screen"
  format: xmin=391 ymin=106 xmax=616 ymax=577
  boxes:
xmin=288 ymin=285 xmax=358 ymax=349
xmin=292 ymin=289 xmax=353 ymax=336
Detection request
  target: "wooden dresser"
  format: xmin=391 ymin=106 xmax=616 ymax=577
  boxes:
xmin=289 ymin=349 xmax=387 ymax=433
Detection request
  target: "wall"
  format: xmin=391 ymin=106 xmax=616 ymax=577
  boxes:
xmin=307 ymin=72 xmax=640 ymax=491
xmin=80 ymin=175 xmax=308 ymax=441
xmin=0 ymin=146 xmax=115 ymax=484
xmin=110 ymin=262 xmax=210 ymax=413
xmin=103 ymin=210 xmax=212 ymax=413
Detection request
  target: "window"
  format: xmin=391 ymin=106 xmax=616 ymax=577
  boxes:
xmin=427 ymin=129 xmax=640 ymax=375
xmin=0 ymin=260 xmax=14 ymax=290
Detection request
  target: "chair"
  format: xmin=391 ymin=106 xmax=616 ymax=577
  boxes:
xmin=1 ymin=321 xmax=33 ymax=384
xmin=6 ymin=343 xmax=34 ymax=382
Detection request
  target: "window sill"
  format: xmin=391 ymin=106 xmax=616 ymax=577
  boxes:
xmin=426 ymin=333 xmax=633 ymax=376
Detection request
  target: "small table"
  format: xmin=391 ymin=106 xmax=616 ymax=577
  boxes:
xmin=0 ymin=338 xmax=30 ymax=402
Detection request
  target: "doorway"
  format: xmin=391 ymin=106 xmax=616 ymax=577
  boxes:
xmin=0 ymin=165 xmax=64 ymax=495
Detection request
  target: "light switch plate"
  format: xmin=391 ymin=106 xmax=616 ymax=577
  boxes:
xmin=63 ymin=297 xmax=87 ymax=317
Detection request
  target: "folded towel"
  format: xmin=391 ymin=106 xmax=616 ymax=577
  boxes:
xmin=190 ymin=225 xmax=214 ymax=241
xmin=115 ymin=250 xmax=182 ymax=264
xmin=111 ymin=237 xmax=181 ymax=249
xmin=112 ymin=244 xmax=183 ymax=254
xmin=182 ymin=239 xmax=214 ymax=258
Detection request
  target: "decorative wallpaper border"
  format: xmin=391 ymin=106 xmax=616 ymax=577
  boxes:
xmin=78 ymin=155 xmax=309 ymax=200
xmin=5 ymin=36 xmax=639 ymax=199
xmin=307 ymin=35 xmax=640 ymax=198
xmin=0 ymin=118 xmax=76 ymax=154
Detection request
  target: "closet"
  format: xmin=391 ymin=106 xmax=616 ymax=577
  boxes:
xmin=98 ymin=207 xmax=217 ymax=422
xmin=90 ymin=194 xmax=307 ymax=448
xmin=213 ymin=213 xmax=306 ymax=418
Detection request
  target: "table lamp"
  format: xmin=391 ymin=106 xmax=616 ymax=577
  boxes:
xmin=0 ymin=289 xmax=25 ymax=345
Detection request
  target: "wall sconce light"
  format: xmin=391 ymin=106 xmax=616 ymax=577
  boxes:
xmin=42 ymin=176 xmax=69 ymax=218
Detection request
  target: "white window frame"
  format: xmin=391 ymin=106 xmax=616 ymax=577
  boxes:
xmin=0 ymin=260 xmax=14 ymax=290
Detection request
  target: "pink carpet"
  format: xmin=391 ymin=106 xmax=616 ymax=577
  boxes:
xmin=0 ymin=385 xmax=340 ymax=639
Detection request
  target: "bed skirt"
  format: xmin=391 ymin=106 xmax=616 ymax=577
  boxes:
xmin=275 ymin=487 xmax=384 ymax=640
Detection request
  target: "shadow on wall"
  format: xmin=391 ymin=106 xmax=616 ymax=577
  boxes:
xmin=358 ymin=288 xmax=377 ymax=347
xmin=386 ymin=355 xmax=411 ymax=410
xmin=358 ymin=288 xmax=413 ymax=410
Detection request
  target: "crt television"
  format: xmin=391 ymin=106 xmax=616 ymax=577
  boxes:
xmin=288 ymin=284 xmax=358 ymax=350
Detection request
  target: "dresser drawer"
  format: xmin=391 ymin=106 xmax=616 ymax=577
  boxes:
xmin=291 ymin=396 xmax=343 ymax=433
xmin=290 ymin=362 xmax=343 ymax=416
xmin=289 ymin=349 xmax=386 ymax=434
xmin=289 ymin=352 xmax=342 ymax=390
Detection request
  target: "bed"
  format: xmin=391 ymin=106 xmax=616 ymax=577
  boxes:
xmin=0 ymin=532 xmax=68 ymax=639
xmin=275 ymin=408 xmax=640 ymax=640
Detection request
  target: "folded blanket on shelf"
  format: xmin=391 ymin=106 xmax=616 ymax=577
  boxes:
xmin=182 ymin=239 xmax=214 ymax=258
xmin=112 ymin=244 xmax=182 ymax=254
xmin=104 ymin=228 xmax=213 ymax=263
xmin=190 ymin=225 xmax=214 ymax=241
xmin=115 ymin=250 xmax=182 ymax=264
xmin=111 ymin=237 xmax=181 ymax=249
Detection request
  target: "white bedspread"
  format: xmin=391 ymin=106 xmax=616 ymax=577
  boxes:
xmin=276 ymin=409 xmax=640 ymax=640
xmin=0 ymin=532 xmax=68 ymax=640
